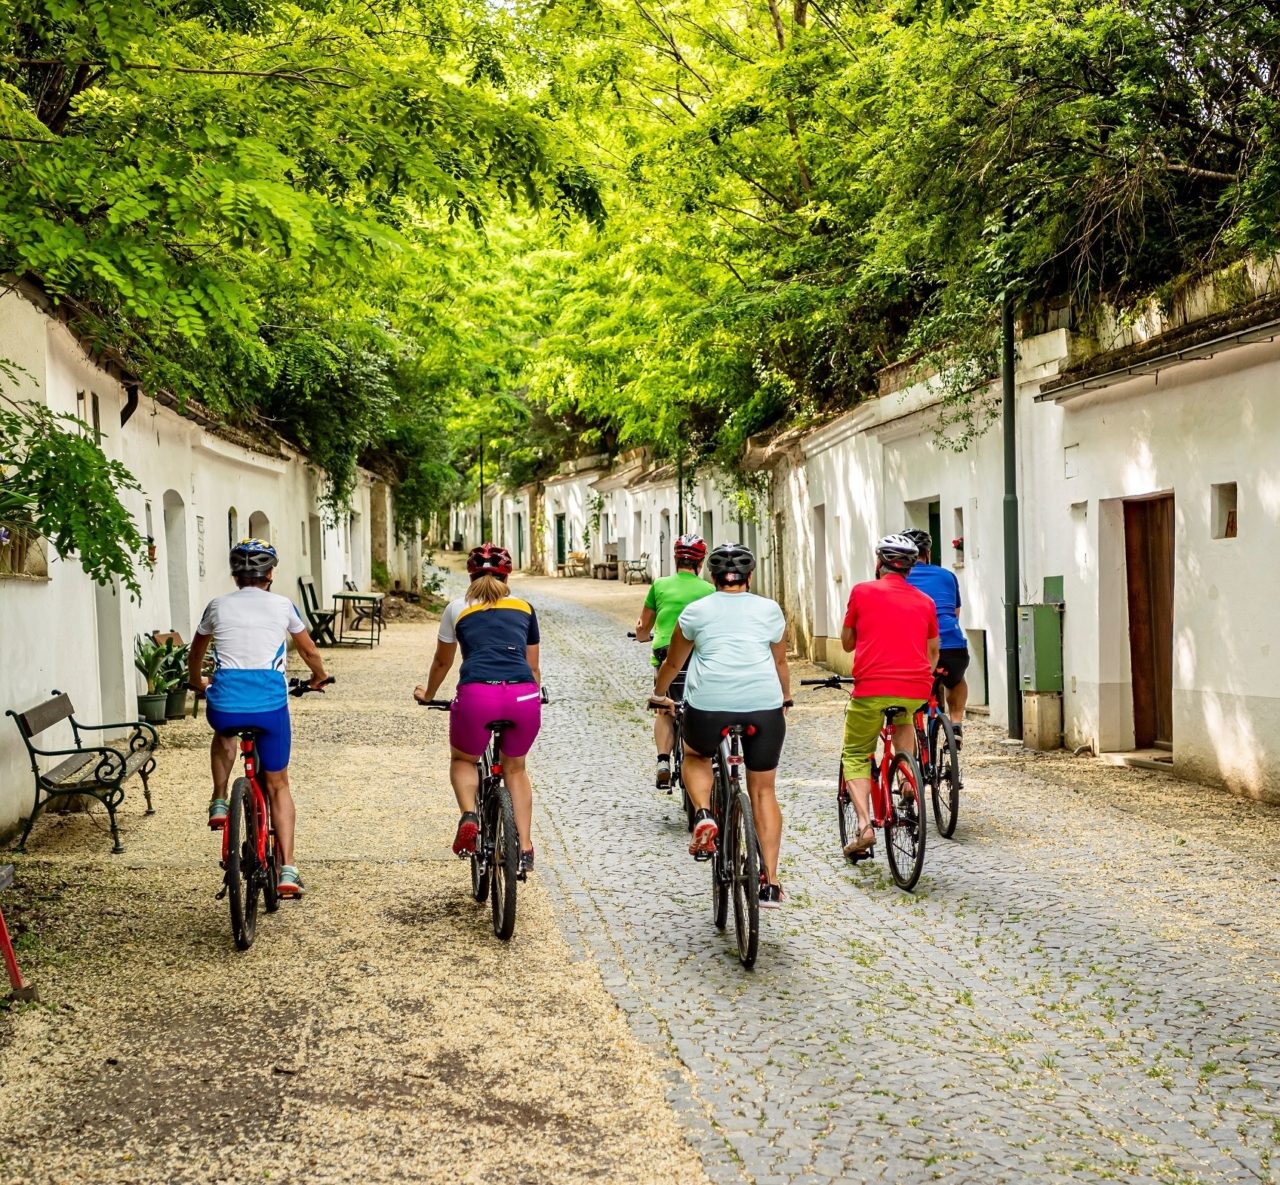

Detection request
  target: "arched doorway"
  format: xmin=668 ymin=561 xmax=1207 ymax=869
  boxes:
xmin=248 ymin=510 xmax=271 ymax=542
xmin=659 ymin=510 xmax=671 ymax=577
xmin=163 ymin=489 xmax=190 ymax=635
xmin=227 ymin=506 xmax=239 ymax=547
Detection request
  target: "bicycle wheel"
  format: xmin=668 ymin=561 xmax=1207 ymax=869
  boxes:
xmin=226 ymin=778 xmax=260 ymax=949
xmin=490 ymin=784 xmax=519 ymax=941
xmin=884 ymin=753 xmax=926 ymax=892
xmin=929 ymin=715 xmax=961 ymax=839
xmin=728 ymin=790 xmax=760 ymax=969
xmin=835 ymin=760 xmax=860 ymax=860
xmin=470 ymin=764 xmax=489 ymax=902
xmin=711 ymin=763 xmax=729 ymax=931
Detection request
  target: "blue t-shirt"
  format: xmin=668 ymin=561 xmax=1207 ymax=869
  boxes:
xmin=678 ymin=591 xmax=786 ymax=713
xmin=438 ymin=595 xmax=540 ymax=684
xmin=907 ymin=564 xmax=967 ymax=650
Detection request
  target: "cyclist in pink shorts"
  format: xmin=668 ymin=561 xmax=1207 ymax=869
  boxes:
xmin=414 ymin=544 xmax=542 ymax=875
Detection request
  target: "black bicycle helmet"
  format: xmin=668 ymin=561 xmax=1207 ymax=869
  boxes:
xmin=229 ymin=537 xmax=278 ymax=576
xmin=903 ymin=528 xmax=932 ymax=557
xmin=875 ymin=533 xmax=918 ymax=574
xmin=707 ymin=541 xmax=756 ymax=586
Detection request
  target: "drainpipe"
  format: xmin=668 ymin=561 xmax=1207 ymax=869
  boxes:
xmin=676 ymin=452 xmax=685 ymax=536
xmin=120 ymin=382 xmax=139 ymax=428
xmin=478 ymin=437 xmax=486 ymax=543
xmin=1002 ymin=291 xmax=1023 ymax=739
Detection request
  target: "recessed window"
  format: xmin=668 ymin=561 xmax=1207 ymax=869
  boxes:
xmin=953 ymin=507 xmax=965 ymax=568
xmin=1212 ymin=482 xmax=1237 ymax=539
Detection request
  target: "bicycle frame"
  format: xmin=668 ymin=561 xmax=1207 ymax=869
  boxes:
xmin=912 ymin=678 xmax=944 ymax=782
xmin=220 ymin=733 xmax=272 ymax=871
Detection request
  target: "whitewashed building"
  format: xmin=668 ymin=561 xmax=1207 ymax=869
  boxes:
xmin=0 ymin=288 xmax=420 ymax=837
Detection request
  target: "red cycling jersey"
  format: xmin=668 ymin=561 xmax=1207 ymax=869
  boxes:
xmin=842 ymin=573 xmax=938 ymax=700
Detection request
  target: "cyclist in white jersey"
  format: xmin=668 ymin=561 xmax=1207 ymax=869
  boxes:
xmin=187 ymin=538 xmax=329 ymax=898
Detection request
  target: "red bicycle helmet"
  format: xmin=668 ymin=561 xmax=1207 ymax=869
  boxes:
xmin=674 ymin=533 xmax=707 ymax=565
xmin=467 ymin=542 xmax=513 ymax=577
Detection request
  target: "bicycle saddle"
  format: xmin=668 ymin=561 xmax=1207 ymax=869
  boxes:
xmin=216 ymin=726 xmax=266 ymax=738
xmin=882 ymin=706 xmax=909 ymax=722
xmin=486 ymin=719 xmax=516 ymax=732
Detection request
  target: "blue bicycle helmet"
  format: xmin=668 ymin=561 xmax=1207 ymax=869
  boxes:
xmin=229 ymin=537 xmax=278 ymax=576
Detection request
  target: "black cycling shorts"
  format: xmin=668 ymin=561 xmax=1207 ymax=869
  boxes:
xmin=653 ymin=646 xmax=691 ymax=702
xmin=681 ymin=705 xmax=787 ymax=772
xmin=936 ymin=648 xmax=970 ymax=691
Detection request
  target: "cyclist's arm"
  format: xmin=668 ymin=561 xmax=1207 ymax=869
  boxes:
xmin=928 ymin=636 xmax=940 ymax=668
xmin=634 ymin=606 xmax=656 ymax=643
xmin=293 ymin=629 xmax=330 ymax=688
xmin=187 ymin=632 xmax=212 ymax=690
xmin=653 ymin=628 xmax=693 ymax=698
xmin=840 ymin=625 xmax=855 ymax=653
xmin=526 ymin=643 xmax=541 ymax=685
xmin=771 ymin=636 xmax=791 ymax=705
xmin=420 ymin=639 xmax=457 ymax=701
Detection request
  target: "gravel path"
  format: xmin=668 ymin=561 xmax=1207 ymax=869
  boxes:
xmin=0 ymin=612 xmax=710 ymax=1185
xmin=521 ymin=573 xmax=1280 ymax=1185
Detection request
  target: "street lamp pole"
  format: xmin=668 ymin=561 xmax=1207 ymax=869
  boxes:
xmin=479 ymin=436 xmax=486 ymax=543
xmin=1002 ymin=290 xmax=1023 ymax=740
xmin=676 ymin=451 xmax=685 ymax=536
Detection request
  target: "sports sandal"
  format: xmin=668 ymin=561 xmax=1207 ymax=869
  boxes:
xmin=207 ymin=798 xmax=229 ymax=829
xmin=843 ymin=824 xmax=876 ymax=858
xmin=452 ymin=812 xmax=480 ymax=857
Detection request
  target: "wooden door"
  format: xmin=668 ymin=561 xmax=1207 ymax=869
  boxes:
xmin=1124 ymin=495 xmax=1174 ymax=749
xmin=555 ymin=514 xmax=567 ymax=566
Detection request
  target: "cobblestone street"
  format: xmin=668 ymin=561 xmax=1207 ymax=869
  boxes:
xmin=527 ymin=574 xmax=1280 ymax=1185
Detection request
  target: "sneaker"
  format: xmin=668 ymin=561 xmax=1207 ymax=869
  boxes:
xmin=689 ymin=810 xmax=718 ymax=859
xmin=518 ymin=848 xmax=535 ymax=879
xmin=207 ymin=798 xmax=229 ymax=830
xmin=277 ymin=865 xmax=304 ymax=899
xmin=759 ymin=882 xmax=784 ymax=909
xmin=452 ymin=812 xmax=479 ymax=857
xmin=655 ymin=756 xmax=672 ymax=790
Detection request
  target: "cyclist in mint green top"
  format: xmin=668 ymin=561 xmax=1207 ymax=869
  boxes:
xmin=634 ymin=534 xmax=714 ymax=788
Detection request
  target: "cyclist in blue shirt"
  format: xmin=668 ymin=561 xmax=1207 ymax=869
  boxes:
xmin=904 ymin=529 xmax=968 ymax=746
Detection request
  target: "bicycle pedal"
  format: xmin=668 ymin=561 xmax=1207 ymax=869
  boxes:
xmin=215 ymin=883 xmax=229 ymax=900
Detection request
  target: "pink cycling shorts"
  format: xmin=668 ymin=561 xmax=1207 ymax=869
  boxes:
xmin=450 ymin=681 xmax=542 ymax=758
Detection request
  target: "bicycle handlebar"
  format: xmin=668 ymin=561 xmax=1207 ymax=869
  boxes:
xmin=289 ymin=676 xmax=335 ymax=697
xmin=800 ymin=675 xmax=854 ymax=689
xmin=419 ymin=684 xmax=551 ymax=709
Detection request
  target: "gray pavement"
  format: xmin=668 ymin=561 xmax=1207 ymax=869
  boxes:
xmin=515 ymin=573 xmax=1280 ymax=1185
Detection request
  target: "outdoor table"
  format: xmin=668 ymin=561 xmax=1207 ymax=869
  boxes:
xmin=331 ymin=591 xmax=384 ymax=648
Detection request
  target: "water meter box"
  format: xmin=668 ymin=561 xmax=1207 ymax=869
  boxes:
xmin=1017 ymin=604 xmax=1063 ymax=693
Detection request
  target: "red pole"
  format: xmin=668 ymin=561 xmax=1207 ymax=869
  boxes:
xmin=0 ymin=905 xmax=35 ymax=1000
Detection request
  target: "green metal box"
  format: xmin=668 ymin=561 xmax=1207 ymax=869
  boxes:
xmin=1018 ymin=603 xmax=1063 ymax=692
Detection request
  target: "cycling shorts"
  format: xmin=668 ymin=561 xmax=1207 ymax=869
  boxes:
xmin=208 ymin=705 xmax=292 ymax=773
xmin=451 ymin=681 xmax=542 ymax=758
xmin=842 ymin=696 xmax=914 ymax=781
xmin=653 ymin=645 xmax=692 ymax=702
xmin=936 ymin=648 xmax=970 ymax=691
xmin=682 ymin=705 xmax=786 ymax=772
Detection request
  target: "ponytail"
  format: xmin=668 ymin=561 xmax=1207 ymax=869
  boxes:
xmin=467 ymin=573 xmax=508 ymax=605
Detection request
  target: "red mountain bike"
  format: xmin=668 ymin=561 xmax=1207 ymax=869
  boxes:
xmin=802 ymin=675 xmax=927 ymax=892
xmin=216 ymin=677 xmax=333 ymax=949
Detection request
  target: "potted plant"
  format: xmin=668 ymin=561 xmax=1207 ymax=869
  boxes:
xmin=133 ymin=636 xmax=171 ymax=725
xmin=158 ymin=638 xmax=191 ymax=719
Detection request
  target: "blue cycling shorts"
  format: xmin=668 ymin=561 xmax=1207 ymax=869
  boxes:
xmin=207 ymin=705 xmax=292 ymax=773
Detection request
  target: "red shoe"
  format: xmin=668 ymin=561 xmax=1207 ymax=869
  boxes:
xmin=452 ymin=812 xmax=479 ymax=857
xmin=688 ymin=811 xmax=718 ymax=859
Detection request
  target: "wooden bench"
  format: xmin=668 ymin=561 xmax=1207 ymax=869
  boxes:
xmin=297 ymin=575 xmax=337 ymax=645
xmin=623 ymin=552 xmax=651 ymax=584
xmin=5 ymin=692 xmax=158 ymax=854
xmin=556 ymin=551 xmax=590 ymax=578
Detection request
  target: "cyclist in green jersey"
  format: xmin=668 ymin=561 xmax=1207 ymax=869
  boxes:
xmin=633 ymin=534 xmax=714 ymax=788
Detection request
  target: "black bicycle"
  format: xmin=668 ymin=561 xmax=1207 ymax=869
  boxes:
xmin=712 ymin=724 xmax=761 ymax=968
xmin=422 ymin=686 xmax=550 ymax=941
xmin=216 ymin=676 xmax=333 ymax=950
xmin=913 ymin=673 xmax=962 ymax=838
xmin=631 ymin=631 xmax=694 ymax=828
